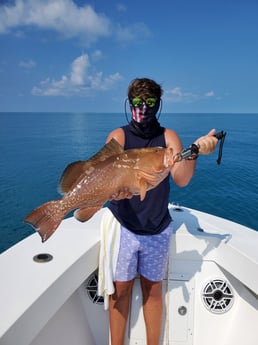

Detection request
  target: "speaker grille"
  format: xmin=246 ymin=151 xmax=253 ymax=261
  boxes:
xmin=85 ymin=270 xmax=104 ymax=304
xmin=201 ymin=279 xmax=234 ymax=313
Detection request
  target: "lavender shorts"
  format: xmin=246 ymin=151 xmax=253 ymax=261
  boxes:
xmin=115 ymin=222 xmax=173 ymax=282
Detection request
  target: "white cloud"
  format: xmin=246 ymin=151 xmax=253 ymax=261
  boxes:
xmin=205 ymin=90 xmax=215 ymax=97
xmin=91 ymin=49 xmax=103 ymax=60
xmin=19 ymin=58 xmax=36 ymax=69
xmin=0 ymin=0 xmax=111 ymax=44
xmin=165 ymin=87 xmax=197 ymax=103
xmin=115 ymin=22 xmax=151 ymax=42
xmin=70 ymin=54 xmax=89 ymax=86
xmin=31 ymin=53 xmax=122 ymax=96
xmin=170 ymin=87 xmax=183 ymax=97
xmin=0 ymin=0 xmax=151 ymax=44
xmin=116 ymin=3 xmax=127 ymax=12
xmin=165 ymin=87 xmax=216 ymax=103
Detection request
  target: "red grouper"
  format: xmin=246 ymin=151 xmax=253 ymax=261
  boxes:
xmin=24 ymin=138 xmax=174 ymax=242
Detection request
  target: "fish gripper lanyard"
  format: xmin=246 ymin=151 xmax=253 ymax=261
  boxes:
xmin=175 ymin=130 xmax=227 ymax=164
xmin=215 ymin=130 xmax=227 ymax=165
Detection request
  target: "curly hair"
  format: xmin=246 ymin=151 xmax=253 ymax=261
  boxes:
xmin=127 ymin=78 xmax=163 ymax=99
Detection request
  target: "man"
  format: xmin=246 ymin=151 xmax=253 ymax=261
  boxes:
xmin=106 ymin=78 xmax=218 ymax=345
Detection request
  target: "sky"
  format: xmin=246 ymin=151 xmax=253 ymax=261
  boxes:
xmin=0 ymin=0 xmax=257 ymax=113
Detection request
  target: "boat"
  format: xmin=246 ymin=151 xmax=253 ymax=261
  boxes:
xmin=1 ymin=203 xmax=258 ymax=345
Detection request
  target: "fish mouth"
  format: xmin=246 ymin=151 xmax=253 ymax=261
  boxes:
xmin=164 ymin=148 xmax=174 ymax=167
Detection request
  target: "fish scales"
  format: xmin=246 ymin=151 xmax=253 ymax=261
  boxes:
xmin=24 ymin=139 xmax=174 ymax=242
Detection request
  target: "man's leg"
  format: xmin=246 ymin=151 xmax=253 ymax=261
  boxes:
xmin=109 ymin=279 xmax=135 ymax=345
xmin=140 ymin=275 xmax=163 ymax=345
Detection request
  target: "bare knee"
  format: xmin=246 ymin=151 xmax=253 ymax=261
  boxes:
xmin=111 ymin=280 xmax=134 ymax=301
xmin=140 ymin=276 xmax=162 ymax=302
xmin=110 ymin=280 xmax=134 ymax=319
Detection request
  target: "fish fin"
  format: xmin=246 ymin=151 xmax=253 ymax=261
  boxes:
xmin=24 ymin=200 xmax=64 ymax=242
xmin=139 ymin=179 xmax=149 ymax=201
xmin=74 ymin=206 xmax=101 ymax=222
xmin=59 ymin=139 xmax=124 ymax=194
xmin=88 ymin=138 xmax=124 ymax=163
xmin=137 ymin=170 xmax=163 ymax=184
xmin=59 ymin=161 xmax=86 ymax=194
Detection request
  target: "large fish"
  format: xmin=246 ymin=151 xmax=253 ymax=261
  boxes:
xmin=24 ymin=138 xmax=174 ymax=242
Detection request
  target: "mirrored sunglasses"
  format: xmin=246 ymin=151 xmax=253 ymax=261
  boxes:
xmin=131 ymin=97 xmax=158 ymax=108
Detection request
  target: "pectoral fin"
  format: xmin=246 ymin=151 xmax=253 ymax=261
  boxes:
xmin=139 ymin=179 xmax=149 ymax=201
xmin=137 ymin=170 xmax=162 ymax=184
xmin=137 ymin=169 xmax=166 ymax=201
xmin=74 ymin=206 xmax=101 ymax=222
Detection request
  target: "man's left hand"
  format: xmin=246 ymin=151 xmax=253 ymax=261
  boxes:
xmin=194 ymin=129 xmax=218 ymax=155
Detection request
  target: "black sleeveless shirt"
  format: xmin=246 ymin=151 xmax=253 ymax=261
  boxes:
xmin=108 ymin=124 xmax=172 ymax=235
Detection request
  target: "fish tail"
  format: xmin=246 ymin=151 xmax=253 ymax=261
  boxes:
xmin=24 ymin=200 xmax=65 ymax=242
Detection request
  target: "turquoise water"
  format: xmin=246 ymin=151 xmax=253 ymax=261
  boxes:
xmin=0 ymin=112 xmax=257 ymax=253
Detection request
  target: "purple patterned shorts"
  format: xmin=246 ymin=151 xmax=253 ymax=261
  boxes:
xmin=115 ymin=222 xmax=173 ymax=282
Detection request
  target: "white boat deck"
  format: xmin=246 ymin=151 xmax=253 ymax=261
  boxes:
xmin=0 ymin=209 xmax=104 ymax=345
xmin=169 ymin=205 xmax=258 ymax=293
xmin=1 ymin=205 xmax=258 ymax=345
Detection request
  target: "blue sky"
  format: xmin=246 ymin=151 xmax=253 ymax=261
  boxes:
xmin=0 ymin=0 xmax=257 ymax=113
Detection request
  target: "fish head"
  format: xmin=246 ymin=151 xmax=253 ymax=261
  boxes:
xmin=133 ymin=147 xmax=174 ymax=175
xmin=133 ymin=147 xmax=174 ymax=199
xmin=132 ymin=147 xmax=165 ymax=172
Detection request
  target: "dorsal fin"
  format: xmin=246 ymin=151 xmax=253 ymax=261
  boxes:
xmin=88 ymin=138 xmax=124 ymax=164
xmin=59 ymin=138 xmax=124 ymax=194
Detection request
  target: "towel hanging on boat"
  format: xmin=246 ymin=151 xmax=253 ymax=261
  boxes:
xmin=98 ymin=208 xmax=121 ymax=310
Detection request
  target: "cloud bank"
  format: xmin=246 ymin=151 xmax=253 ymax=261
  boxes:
xmin=165 ymin=87 xmax=216 ymax=103
xmin=0 ymin=0 xmax=150 ymax=44
xmin=31 ymin=53 xmax=122 ymax=96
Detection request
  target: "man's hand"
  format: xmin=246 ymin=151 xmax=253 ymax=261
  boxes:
xmin=194 ymin=129 xmax=218 ymax=155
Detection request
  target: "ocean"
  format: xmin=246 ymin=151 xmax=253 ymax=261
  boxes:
xmin=0 ymin=112 xmax=257 ymax=253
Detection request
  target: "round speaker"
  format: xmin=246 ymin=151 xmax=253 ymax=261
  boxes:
xmin=85 ymin=270 xmax=104 ymax=304
xmin=201 ymin=279 xmax=234 ymax=314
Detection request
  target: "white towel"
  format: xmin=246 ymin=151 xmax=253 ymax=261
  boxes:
xmin=98 ymin=209 xmax=121 ymax=310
